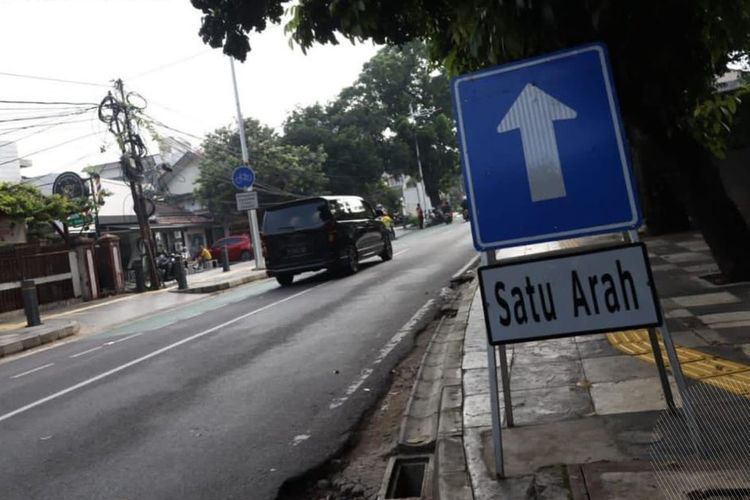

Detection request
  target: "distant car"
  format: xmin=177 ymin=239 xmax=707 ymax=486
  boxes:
xmin=210 ymin=235 xmax=253 ymax=262
xmin=262 ymin=195 xmax=393 ymax=286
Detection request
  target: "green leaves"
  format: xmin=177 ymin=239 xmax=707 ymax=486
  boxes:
xmin=195 ymin=118 xmax=328 ymax=222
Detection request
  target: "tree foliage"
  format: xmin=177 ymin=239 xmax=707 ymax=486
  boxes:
xmin=0 ymin=183 xmax=82 ymax=223
xmin=195 ymin=118 xmax=328 ymax=225
xmin=192 ymin=0 xmax=750 ymax=280
xmin=283 ymin=42 xmax=458 ymax=205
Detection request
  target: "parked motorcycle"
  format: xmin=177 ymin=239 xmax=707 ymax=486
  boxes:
xmin=156 ymin=252 xmax=179 ymax=282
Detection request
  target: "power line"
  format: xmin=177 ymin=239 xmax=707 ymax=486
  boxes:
xmin=0 ymin=107 xmax=97 ymax=124
xmin=0 ymin=131 xmax=100 ymax=167
xmin=0 ymin=71 xmax=108 ymax=88
xmin=0 ymin=109 xmax=97 ymax=134
xmin=0 ymin=99 xmax=99 ymax=106
xmin=129 ymin=50 xmax=212 ymax=80
xmin=0 ymin=117 xmax=97 ymax=141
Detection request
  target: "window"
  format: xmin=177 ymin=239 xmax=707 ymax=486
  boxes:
xmin=263 ymin=200 xmax=328 ymax=234
xmin=347 ymin=198 xmax=368 ymax=219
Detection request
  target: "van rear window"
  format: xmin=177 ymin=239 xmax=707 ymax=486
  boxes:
xmin=263 ymin=200 xmax=328 ymax=234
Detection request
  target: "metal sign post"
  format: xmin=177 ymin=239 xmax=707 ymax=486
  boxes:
xmin=451 ymin=42 xmax=702 ymax=479
xmin=229 ymin=58 xmax=265 ymax=271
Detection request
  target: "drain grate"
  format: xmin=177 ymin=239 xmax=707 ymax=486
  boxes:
xmin=382 ymin=455 xmax=431 ymax=499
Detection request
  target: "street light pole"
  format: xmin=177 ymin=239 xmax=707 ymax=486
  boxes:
xmin=409 ymin=103 xmax=427 ymax=211
xmin=229 ymin=57 xmax=265 ymax=270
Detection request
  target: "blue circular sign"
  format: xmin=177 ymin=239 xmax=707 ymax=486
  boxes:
xmin=232 ymin=166 xmax=255 ymax=189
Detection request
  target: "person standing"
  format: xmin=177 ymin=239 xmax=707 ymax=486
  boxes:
xmin=416 ymin=203 xmax=424 ymax=229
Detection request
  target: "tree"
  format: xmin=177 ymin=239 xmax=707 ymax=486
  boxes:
xmin=0 ymin=182 xmax=84 ymax=241
xmin=282 ymin=42 xmax=459 ymax=206
xmin=195 ymin=118 xmax=328 ymax=233
xmin=192 ymin=0 xmax=750 ymax=280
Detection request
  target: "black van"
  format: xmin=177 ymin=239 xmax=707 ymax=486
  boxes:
xmin=262 ymin=196 xmax=393 ymax=286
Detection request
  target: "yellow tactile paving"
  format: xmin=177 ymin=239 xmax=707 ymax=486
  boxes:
xmin=606 ymin=328 xmax=750 ymax=398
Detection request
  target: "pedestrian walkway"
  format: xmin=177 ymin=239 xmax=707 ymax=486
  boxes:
xmin=458 ymin=231 xmax=750 ymax=499
xmin=0 ymin=261 xmax=268 ymax=359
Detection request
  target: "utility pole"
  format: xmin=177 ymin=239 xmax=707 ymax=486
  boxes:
xmin=99 ymin=79 xmax=161 ymax=289
xmin=229 ymin=58 xmax=265 ymax=270
xmin=409 ymin=103 xmax=428 ymax=211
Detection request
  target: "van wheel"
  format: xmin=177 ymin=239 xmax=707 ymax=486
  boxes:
xmin=344 ymin=245 xmax=359 ymax=274
xmin=276 ymin=274 xmax=294 ymax=286
xmin=240 ymin=250 xmax=252 ymax=261
xmin=380 ymin=235 xmax=393 ymax=261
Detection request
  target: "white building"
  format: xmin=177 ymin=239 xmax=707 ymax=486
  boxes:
xmin=0 ymin=142 xmax=31 ymax=183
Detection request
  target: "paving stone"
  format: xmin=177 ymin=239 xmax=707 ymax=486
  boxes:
xmin=582 ymin=355 xmax=658 ymax=383
xmin=575 ymin=337 xmax=622 ymax=358
xmin=438 ymin=408 xmax=463 ymax=437
xmin=669 ymin=330 xmax=709 ymax=347
xmin=512 ymin=339 xmax=579 ymax=363
xmin=590 ymin=377 xmax=676 ymax=415
xmin=671 ymin=291 xmax=740 ymax=307
xmin=699 ymin=310 xmax=750 ymax=325
xmin=463 ymin=350 xmax=488 ymax=370
xmin=683 ymin=262 xmax=720 ymax=274
xmin=509 ymin=386 xmax=594 ymax=426
xmin=499 ymin=416 xmax=628 ymax=477
xmin=510 ymin=360 xmax=584 ymax=390
xmin=665 ymin=308 xmax=693 ymax=319
xmin=463 ymin=368 xmax=498 ymax=397
xmin=463 ymin=394 xmax=494 ymax=429
xmin=650 ymin=264 xmax=679 ymax=272
xmin=661 ymin=252 xmax=713 ymax=264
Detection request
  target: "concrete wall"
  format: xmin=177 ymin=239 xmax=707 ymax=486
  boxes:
xmin=165 ymin=159 xmax=200 ymax=196
xmin=0 ymin=142 xmax=21 ymax=183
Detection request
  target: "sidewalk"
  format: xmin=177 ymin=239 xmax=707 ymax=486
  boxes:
xmin=0 ymin=261 xmax=268 ymax=359
xmin=454 ymin=232 xmax=750 ymax=499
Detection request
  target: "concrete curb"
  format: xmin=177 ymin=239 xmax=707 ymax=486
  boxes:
xmin=452 ymin=254 xmax=480 ymax=283
xmin=395 ymin=282 xmax=476 ymax=499
xmin=171 ymin=273 xmax=269 ymax=294
xmin=0 ymin=319 xmax=79 ymax=359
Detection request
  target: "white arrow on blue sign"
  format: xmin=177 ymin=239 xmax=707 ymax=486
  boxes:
xmin=451 ymin=43 xmax=642 ymax=251
xmin=232 ymin=165 xmax=255 ymax=190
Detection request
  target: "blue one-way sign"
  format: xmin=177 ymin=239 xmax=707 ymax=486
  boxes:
xmin=451 ymin=43 xmax=642 ymax=251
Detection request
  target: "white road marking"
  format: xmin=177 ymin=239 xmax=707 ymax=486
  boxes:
xmin=103 ymin=332 xmax=143 ymax=346
xmin=0 ymin=285 xmax=321 ymax=424
xmin=69 ymin=332 xmax=144 ymax=358
xmin=291 ymin=434 xmax=311 ymax=446
xmin=69 ymin=346 xmax=102 ymax=359
xmin=11 ymin=363 xmax=54 ymax=379
xmin=393 ymin=248 xmax=410 ymax=257
xmin=329 ymin=298 xmax=437 ymax=410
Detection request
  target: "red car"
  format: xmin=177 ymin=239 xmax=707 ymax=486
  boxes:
xmin=210 ymin=235 xmax=253 ymax=262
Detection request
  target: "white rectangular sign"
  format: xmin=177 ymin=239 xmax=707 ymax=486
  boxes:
xmin=478 ymin=243 xmax=661 ymax=344
xmin=235 ymin=191 xmax=258 ymax=211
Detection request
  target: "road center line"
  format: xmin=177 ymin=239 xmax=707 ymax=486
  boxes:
xmin=0 ymin=285 xmax=321 ymax=424
xmin=69 ymin=346 xmax=102 ymax=359
xmin=11 ymin=363 xmax=54 ymax=379
xmin=103 ymin=332 xmax=143 ymax=346
xmin=393 ymin=248 xmax=410 ymax=257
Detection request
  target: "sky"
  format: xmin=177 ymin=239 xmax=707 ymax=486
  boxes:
xmin=0 ymin=0 xmax=379 ymax=178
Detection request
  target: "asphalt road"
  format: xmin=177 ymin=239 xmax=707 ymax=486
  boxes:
xmin=0 ymin=222 xmax=475 ymax=500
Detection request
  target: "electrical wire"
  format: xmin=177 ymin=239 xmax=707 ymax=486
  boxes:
xmin=0 ymin=131 xmax=101 ymax=167
xmin=0 ymin=71 xmax=108 ymax=88
xmin=128 ymin=50 xmax=212 ymax=81
xmin=0 ymin=99 xmax=99 ymax=106
xmin=0 ymin=108 xmax=97 ymax=135
xmin=0 ymin=107 xmax=97 ymax=124
xmin=0 ymin=117 xmax=96 ymax=141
